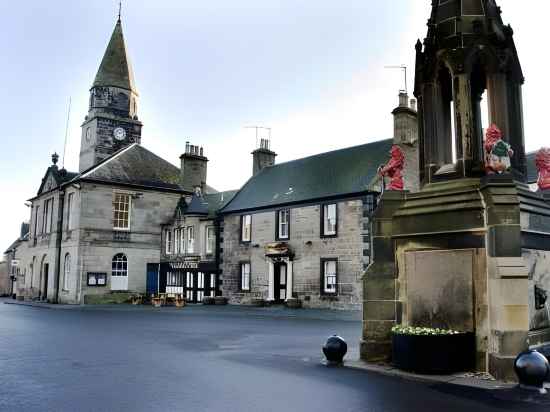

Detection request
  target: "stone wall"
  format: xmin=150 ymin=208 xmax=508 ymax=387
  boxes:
xmin=0 ymin=261 xmax=9 ymax=296
xmin=221 ymin=198 xmax=371 ymax=310
xmin=75 ymin=183 xmax=181 ymax=303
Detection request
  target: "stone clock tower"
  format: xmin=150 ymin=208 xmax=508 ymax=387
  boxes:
xmin=79 ymin=17 xmax=143 ymax=172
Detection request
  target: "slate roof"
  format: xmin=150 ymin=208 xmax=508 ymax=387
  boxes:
xmin=37 ymin=167 xmax=79 ymax=196
xmin=526 ymin=151 xmax=538 ymax=184
xmin=173 ymin=191 xmax=238 ymax=219
xmin=221 ymin=139 xmax=393 ymax=213
xmin=79 ymin=144 xmax=184 ymax=192
xmin=204 ymin=191 xmax=238 ymax=218
xmin=93 ymin=19 xmax=136 ymax=93
xmin=185 ymin=194 xmax=210 ymax=216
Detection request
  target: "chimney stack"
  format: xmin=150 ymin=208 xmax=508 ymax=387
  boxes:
xmin=180 ymin=141 xmax=208 ymax=193
xmin=252 ymin=138 xmax=277 ymax=176
xmin=398 ymin=91 xmax=408 ymax=108
xmin=392 ymin=92 xmax=418 ymax=146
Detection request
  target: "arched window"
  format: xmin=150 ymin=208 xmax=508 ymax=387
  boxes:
xmin=112 ymin=254 xmax=128 ymax=278
xmin=63 ymin=254 xmax=71 ymax=291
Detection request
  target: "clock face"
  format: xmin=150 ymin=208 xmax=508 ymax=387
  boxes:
xmin=113 ymin=127 xmax=126 ymax=141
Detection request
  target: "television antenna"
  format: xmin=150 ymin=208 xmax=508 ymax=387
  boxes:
xmin=384 ymin=65 xmax=408 ymax=94
xmin=245 ymin=126 xmax=272 ymax=149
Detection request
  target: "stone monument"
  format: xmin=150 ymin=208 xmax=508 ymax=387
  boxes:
xmin=361 ymin=0 xmax=550 ymax=381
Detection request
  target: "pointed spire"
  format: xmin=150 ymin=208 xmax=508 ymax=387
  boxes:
xmin=93 ymin=18 xmax=137 ymax=93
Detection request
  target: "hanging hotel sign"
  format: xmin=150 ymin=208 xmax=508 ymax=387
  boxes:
xmin=265 ymin=242 xmax=291 ymax=257
xmin=170 ymin=257 xmax=200 ymax=270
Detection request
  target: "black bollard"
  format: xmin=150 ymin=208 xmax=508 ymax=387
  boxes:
xmin=323 ymin=335 xmax=347 ymax=366
xmin=514 ymin=350 xmax=549 ymax=392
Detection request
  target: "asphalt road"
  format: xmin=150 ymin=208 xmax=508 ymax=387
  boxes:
xmin=0 ymin=302 xmax=545 ymax=412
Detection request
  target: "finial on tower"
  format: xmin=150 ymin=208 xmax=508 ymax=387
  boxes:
xmin=118 ymin=0 xmax=122 ymax=22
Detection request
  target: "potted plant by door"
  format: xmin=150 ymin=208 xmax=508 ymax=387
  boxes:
xmin=151 ymin=294 xmax=163 ymax=308
xmin=391 ymin=325 xmax=476 ymax=374
xmin=175 ymin=295 xmax=186 ymax=308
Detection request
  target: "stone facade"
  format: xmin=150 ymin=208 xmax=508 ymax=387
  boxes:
xmin=16 ymin=178 xmax=181 ymax=304
xmin=0 ymin=261 xmax=9 ymax=296
xmin=221 ymin=198 xmax=373 ymax=310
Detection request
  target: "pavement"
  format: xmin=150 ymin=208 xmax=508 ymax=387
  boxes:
xmin=1 ymin=298 xmax=549 ymax=411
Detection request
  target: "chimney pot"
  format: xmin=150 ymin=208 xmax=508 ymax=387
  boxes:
xmin=399 ymin=92 xmax=408 ymax=108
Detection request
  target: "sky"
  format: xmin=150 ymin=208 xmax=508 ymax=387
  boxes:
xmin=1 ymin=0 xmax=549 ymax=252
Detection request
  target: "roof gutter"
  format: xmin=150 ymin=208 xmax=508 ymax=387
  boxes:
xmin=219 ymin=190 xmax=379 ymax=215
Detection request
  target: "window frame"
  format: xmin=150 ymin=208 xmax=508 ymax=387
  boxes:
xmin=180 ymin=229 xmax=185 ymax=254
xmin=66 ymin=192 xmax=75 ymax=231
xmin=113 ymin=193 xmax=131 ymax=231
xmin=165 ymin=229 xmax=173 ymax=255
xmin=112 ymin=253 xmax=128 ymax=278
xmin=320 ymin=258 xmax=338 ymax=296
xmin=186 ymin=226 xmax=195 ymax=254
xmin=42 ymin=198 xmax=54 ymax=234
xmin=240 ymin=215 xmax=252 ymax=243
xmin=275 ymin=209 xmax=290 ymax=241
xmin=320 ymin=203 xmax=338 ymax=238
xmin=34 ymin=205 xmax=40 ymax=237
xmin=174 ymin=228 xmax=180 ymax=255
xmin=240 ymin=262 xmax=251 ymax=292
xmin=205 ymin=226 xmax=216 ymax=255
xmin=63 ymin=253 xmax=71 ymax=291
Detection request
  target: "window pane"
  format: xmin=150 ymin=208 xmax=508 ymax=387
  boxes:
xmin=206 ymin=227 xmax=215 ymax=254
xmin=324 ymin=261 xmax=337 ymax=293
xmin=324 ymin=204 xmax=337 ymax=235
xmin=279 ymin=210 xmax=289 ymax=238
xmin=113 ymin=194 xmax=130 ymax=230
xmin=112 ymin=254 xmax=128 ymax=277
xmin=187 ymin=227 xmax=195 ymax=253
xmin=242 ymin=215 xmax=251 ymax=241
xmin=241 ymin=263 xmax=250 ymax=290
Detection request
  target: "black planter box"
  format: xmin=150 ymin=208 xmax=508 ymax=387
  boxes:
xmin=392 ymin=332 xmax=476 ymax=374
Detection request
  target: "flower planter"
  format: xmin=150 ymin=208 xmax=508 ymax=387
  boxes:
xmin=174 ymin=298 xmax=186 ymax=308
xmin=250 ymin=298 xmax=266 ymax=307
xmin=214 ymin=296 xmax=228 ymax=305
xmin=152 ymin=297 xmax=163 ymax=308
xmin=392 ymin=332 xmax=476 ymax=374
xmin=202 ymin=297 xmax=215 ymax=305
xmin=285 ymin=298 xmax=303 ymax=309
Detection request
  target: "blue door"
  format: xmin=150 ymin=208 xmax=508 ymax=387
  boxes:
xmin=146 ymin=264 xmax=159 ymax=295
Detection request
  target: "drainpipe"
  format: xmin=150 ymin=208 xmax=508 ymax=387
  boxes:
xmin=54 ymin=190 xmax=66 ymax=303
